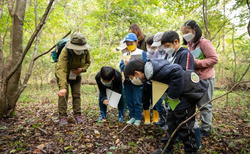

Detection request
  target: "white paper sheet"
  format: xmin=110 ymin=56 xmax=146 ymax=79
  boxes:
xmin=106 ymin=89 xmax=121 ymax=108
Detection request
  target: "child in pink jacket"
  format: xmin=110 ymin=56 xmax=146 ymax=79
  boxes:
xmin=181 ymin=20 xmax=218 ymax=147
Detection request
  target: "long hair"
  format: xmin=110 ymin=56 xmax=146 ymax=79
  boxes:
xmin=129 ymin=23 xmax=146 ymax=42
xmin=182 ymin=20 xmax=202 ymax=48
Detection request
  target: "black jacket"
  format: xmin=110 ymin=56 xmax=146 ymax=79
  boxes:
xmin=148 ymin=59 xmax=208 ymax=110
xmin=95 ymin=69 xmax=122 ymax=102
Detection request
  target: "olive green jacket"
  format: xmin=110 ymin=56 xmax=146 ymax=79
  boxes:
xmin=55 ymin=47 xmax=91 ymax=90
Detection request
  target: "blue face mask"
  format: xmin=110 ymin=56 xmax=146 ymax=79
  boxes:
xmin=100 ymin=79 xmax=112 ymax=87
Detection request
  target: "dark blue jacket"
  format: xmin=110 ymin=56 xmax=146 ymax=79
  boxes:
xmin=95 ymin=69 xmax=122 ymax=102
xmin=148 ymin=58 xmax=193 ymax=110
xmin=168 ymin=47 xmax=195 ymax=71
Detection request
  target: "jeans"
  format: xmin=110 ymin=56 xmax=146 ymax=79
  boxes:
xmin=99 ymin=91 xmax=124 ymax=118
xmin=124 ymin=80 xmax=143 ymax=120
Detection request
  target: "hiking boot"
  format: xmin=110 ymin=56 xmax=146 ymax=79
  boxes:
xmin=134 ymin=120 xmax=141 ymax=127
xmin=59 ymin=117 xmax=68 ymax=125
xmin=75 ymin=115 xmax=83 ymax=124
xmin=126 ymin=118 xmax=135 ymax=125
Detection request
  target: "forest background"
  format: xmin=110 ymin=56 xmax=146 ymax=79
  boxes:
xmin=0 ymin=0 xmax=249 ymax=153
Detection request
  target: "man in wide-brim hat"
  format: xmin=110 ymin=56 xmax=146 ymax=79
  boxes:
xmin=56 ymin=32 xmax=91 ymax=125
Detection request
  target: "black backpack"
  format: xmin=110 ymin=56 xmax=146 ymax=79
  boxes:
xmin=182 ymin=70 xmax=209 ymax=104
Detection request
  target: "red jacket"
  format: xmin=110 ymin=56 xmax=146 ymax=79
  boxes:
xmin=188 ymin=37 xmax=218 ymax=80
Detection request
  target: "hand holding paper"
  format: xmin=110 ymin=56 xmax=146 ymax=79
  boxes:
xmin=106 ymin=89 xmax=121 ymax=108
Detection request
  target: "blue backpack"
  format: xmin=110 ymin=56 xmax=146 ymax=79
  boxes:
xmin=51 ymin=38 xmax=70 ymax=62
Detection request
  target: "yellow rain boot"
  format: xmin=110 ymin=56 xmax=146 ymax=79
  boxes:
xmin=152 ymin=110 xmax=159 ymax=123
xmin=143 ymin=110 xmax=150 ymax=125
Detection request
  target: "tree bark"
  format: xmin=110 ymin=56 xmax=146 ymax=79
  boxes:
xmin=20 ymin=0 xmax=58 ymax=93
xmin=99 ymin=0 xmax=113 ymax=49
xmin=6 ymin=0 xmax=27 ymax=116
xmin=232 ymin=26 xmax=237 ymax=86
xmin=0 ymin=0 xmax=55 ymax=118
xmin=202 ymin=0 xmax=211 ymax=40
xmin=222 ymin=0 xmax=226 ymax=83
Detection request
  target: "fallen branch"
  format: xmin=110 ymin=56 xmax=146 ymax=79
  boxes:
xmin=161 ymin=81 xmax=250 ymax=154
xmin=117 ymin=124 xmax=129 ymax=134
xmin=135 ymin=144 xmax=147 ymax=154
xmin=36 ymin=127 xmax=48 ymax=135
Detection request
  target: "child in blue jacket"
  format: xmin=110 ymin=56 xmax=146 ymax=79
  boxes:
xmin=119 ymin=33 xmax=147 ymax=127
xmin=124 ymin=59 xmax=208 ymax=154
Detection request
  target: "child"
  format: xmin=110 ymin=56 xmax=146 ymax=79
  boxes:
xmin=143 ymin=35 xmax=168 ymax=130
xmin=119 ymin=33 xmax=147 ymax=126
xmin=161 ymin=30 xmax=194 ymax=70
xmin=146 ymin=35 xmax=157 ymax=58
xmin=124 ymin=59 xmax=208 ymax=153
xmin=151 ymin=32 xmax=167 ymax=59
xmin=181 ymin=20 xmax=218 ymax=138
xmin=95 ymin=66 xmax=124 ymax=122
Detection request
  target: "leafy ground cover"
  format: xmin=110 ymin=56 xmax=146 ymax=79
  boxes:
xmin=0 ymin=84 xmax=249 ymax=154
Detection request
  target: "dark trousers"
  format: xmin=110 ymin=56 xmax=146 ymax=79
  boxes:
xmin=56 ymin=75 xmax=82 ymax=118
xmin=163 ymin=105 xmax=197 ymax=153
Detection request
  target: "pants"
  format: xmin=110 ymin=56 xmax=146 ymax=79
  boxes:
xmin=98 ymin=92 xmax=124 ymax=117
xmin=56 ymin=75 xmax=82 ymax=118
xmin=124 ymin=80 xmax=143 ymax=120
xmin=142 ymin=82 xmax=166 ymax=113
xmin=163 ymin=105 xmax=197 ymax=153
xmin=122 ymin=84 xmax=128 ymax=112
xmin=194 ymin=77 xmax=215 ymax=133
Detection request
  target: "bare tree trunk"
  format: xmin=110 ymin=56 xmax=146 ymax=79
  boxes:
xmin=6 ymin=0 xmax=27 ymax=116
xmin=232 ymin=26 xmax=237 ymax=86
xmin=247 ymin=0 xmax=250 ymax=36
xmin=99 ymin=0 xmax=113 ymax=49
xmin=222 ymin=0 xmax=226 ymax=83
xmin=0 ymin=0 xmax=4 ymax=89
xmin=20 ymin=0 xmax=58 ymax=93
xmin=203 ymin=0 xmax=211 ymax=40
xmin=0 ymin=0 xmax=55 ymax=118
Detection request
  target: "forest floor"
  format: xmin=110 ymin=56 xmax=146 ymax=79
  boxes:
xmin=0 ymin=84 xmax=250 ymax=154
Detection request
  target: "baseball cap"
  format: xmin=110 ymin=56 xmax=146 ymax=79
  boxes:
xmin=124 ymin=33 xmax=138 ymax=42
xmin=151 ymin=32 xmax=164 ymax=47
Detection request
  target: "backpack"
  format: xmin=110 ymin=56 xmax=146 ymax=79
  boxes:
xmin=182 ymin=70 xmax=209 ymax=104
xmin=51 ymin=38 xmax=70 ymax=62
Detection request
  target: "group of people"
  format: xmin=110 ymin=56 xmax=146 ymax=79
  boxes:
xmin=55 ymin=20 xmax=218 ymax=154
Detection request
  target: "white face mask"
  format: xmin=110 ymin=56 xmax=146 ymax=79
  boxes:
xmin=130 ymin=76 xmax=143 ymax=86
xmin=183 ymin=33 xmax=194 ymax=43
xmin=147 ymin=48 xmax=155 ymax=55
xmin=73 ymin=50 xmax=84 ymax=55
xmin=157 ymin=45 xmax=164 ymax=51
xmin=165 ymin=47 xmax=175 ymax=56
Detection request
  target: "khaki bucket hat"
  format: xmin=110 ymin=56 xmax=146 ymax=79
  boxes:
xmin=65 ymin=32 xmax=91 ymax=51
